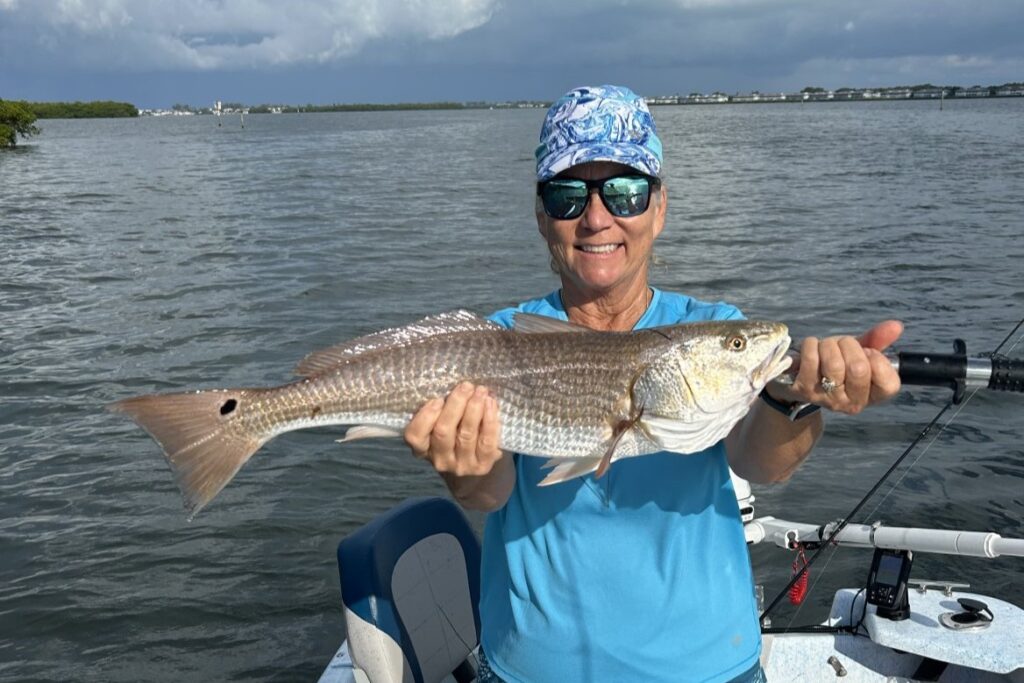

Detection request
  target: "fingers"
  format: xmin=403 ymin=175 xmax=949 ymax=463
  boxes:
xmin=818 ymin=336 xmax=846 ymax=396
xmin=433 ymin=382 xmax=476 ymax=464
xmin=405 ymin=397 xmax=443 ymax=458
xmin=838 ymin=336 xmax=870 ymax=413
xmin=477 ymin=396 xmax=504 ymax=466
xmin=857 ymin=319 xmax=904 ymax=351
xmin=866 ymin=347 xmax=902 ymax=404
xmin=454 ymin=386 xmax=489 ymax=462
xmin=786 ymin=322 xmax=903 ymax=415
xmin=404 ymin=382 xmax=503 ymax=477
xmin=793 ymin=336 xmax=820 ymax=396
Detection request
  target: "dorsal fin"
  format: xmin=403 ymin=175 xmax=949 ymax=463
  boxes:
xmin=294 ymin=310 xmax=499 ymax=377
xmin=513 ymin=312 xmax=592 ymax=334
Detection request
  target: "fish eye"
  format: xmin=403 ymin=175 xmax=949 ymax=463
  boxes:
xmin=726 ymin=335 xmax=747 ymax=352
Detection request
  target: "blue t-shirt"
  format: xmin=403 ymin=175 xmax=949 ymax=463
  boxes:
xmin=480 ymin=288 xmax=761 ymax=683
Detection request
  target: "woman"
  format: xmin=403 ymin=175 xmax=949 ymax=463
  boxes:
xmin=405 ymin=85 xmax=902 ymax=683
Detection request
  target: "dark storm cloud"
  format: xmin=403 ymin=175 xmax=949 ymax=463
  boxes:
xmin=1 ymin=0 xmax=1021 ymax=105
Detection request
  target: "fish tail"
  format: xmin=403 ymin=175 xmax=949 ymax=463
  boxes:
xmin=109 ymin=389 xmax=268 ymax=520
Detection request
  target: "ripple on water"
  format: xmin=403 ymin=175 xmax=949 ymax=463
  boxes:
xmin=1 ymin=102 xmax=1023 ymax=681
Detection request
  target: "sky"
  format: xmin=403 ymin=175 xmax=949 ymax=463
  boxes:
xmin=1 ymin=0 xmax=1023 ymax=108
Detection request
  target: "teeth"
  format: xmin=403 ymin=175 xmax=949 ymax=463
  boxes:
xmin=579 ymin=244 xmax=619 ymax=253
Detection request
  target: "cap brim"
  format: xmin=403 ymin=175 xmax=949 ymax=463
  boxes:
xmin=538 ymin=142 xmax=661 ymax=181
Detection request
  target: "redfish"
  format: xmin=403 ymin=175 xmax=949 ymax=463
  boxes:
xmin=111 ymin=311 xmax=791 ymax=518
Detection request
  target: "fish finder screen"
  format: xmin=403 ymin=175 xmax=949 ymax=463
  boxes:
xmin=875 ymin=554 xmax=903 ymax=586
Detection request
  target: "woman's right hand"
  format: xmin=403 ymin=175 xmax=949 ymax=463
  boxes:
xmin=404 ymin=382 xmax=514 ymax=510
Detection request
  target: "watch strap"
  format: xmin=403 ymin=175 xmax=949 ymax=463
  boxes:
xmin=759 ymin=388 xmax=821 ymax=421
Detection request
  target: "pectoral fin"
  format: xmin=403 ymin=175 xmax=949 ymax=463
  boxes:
xmin=538 ymin=409 xmax=648 ymax=486
xmin=593 ymin=409 xmax=646 ymax=479
xmin=595 ymin=442 xmax=616 ymax=479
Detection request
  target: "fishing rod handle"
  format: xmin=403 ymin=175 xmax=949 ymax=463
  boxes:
xmin=894 ymin=352 xmax=1024 ymax=394
xmin=781 ymin=338 xmax=1024 ymax=400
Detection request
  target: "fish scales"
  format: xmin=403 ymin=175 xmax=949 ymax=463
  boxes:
xmin=260 ymin=328 xmax=647 ymax=454
xmin=110 ymin=311 xmax=791 ymax=517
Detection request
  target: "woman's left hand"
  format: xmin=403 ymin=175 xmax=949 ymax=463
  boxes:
xmin=767 ymin=320 xmax=904 ymax=415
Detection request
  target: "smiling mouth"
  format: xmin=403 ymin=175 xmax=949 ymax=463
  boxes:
xmin=576 ymin=244 xmax=621 ymax=254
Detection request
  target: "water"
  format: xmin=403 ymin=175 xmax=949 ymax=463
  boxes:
xmin=2 ymin=100 xmax=1022 ymax=681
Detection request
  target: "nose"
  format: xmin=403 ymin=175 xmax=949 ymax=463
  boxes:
xmin=580 ymin=187 xmax=614 ymax=231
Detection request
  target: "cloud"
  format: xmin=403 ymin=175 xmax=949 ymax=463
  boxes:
xmin=777 ymin=54 xmax=1024 ymax=91
xmin=944 ymin=54 xmax=994 ymax=69
xmin=0 ymin=0 xmax=498 ymax=70
xmin=668 ymin=0 xmax=776 ymax=6
xmin=2 ymin=0 xmax=1023 ymax=104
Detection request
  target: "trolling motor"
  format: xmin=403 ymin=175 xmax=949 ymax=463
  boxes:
xmin=893 ymin=339 xmax=1024 ymax=403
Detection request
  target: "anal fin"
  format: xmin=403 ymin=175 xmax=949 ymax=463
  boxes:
xmin=538 ymin=457 xmax=604 ymax=486
xmin=336 ymin=425 xmax=404 ymax=443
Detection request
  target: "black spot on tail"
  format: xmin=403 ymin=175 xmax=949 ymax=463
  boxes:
xmin=220 ymin=398 xmax=238 ymax=415
xmin=310 ymin=406 xmax=322 ymax=418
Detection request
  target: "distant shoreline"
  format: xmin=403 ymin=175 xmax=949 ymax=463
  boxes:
xmin=17 ymin=84 xmax=1024 ymax=120
xmin=143 ymin=84 xmax=1024 ymax=117
xmin=648 ymin=84 xmax=1024 ymax=106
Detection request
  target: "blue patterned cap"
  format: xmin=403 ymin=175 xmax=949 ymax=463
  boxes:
xmin=535 ymin=85 xmax=663 ymax=181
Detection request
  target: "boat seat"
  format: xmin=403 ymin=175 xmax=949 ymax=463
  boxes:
xmin=337 ymin=497 xmax=481 ymax=683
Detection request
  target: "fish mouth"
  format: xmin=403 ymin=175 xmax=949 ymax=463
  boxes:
xmin=753 ymin=335 xmax=793 ymax=388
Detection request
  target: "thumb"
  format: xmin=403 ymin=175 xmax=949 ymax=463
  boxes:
xmin=857 ymin=320 xmax=904 ymax=351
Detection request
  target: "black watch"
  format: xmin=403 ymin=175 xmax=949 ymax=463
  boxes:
xmin=759 ymin=388 xmax=821 ymax=421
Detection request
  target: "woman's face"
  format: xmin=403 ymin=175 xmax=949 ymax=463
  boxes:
xmin=536 ymin=161 xmax=667 ymax=299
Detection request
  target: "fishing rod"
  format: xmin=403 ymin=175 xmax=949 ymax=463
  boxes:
xmin=887 ymin=341 xmax=1024 ymax=402
xmin=779 ymin=339 xmax=1024 ymax=403
xmin=760 ymin=320 xmax=1024 ymax=629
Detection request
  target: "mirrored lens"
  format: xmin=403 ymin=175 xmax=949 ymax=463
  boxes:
xmin=601 ymin=176 xmax=651 ymax=217
xmin=539 ymin=175 xmax=656 ymax=219
xmin=541 ymin=180 xmax=589 ymax=219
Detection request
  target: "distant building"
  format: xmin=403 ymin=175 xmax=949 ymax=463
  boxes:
xmin=957 ymin=87 xmax=989 ymax=98
xmin=910 ymin=88 xmax=946 ymax=99
xmin=996 ymin=86 xmax=1024 ymax=97
xmin=802 ymin=91 xmax=833 ymax=102
xmin=833 ymin=90 xmax=862 ymax=101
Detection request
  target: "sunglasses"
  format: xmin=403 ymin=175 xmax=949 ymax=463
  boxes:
xmin=537 ymin=174 xmax=661 ymax=220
